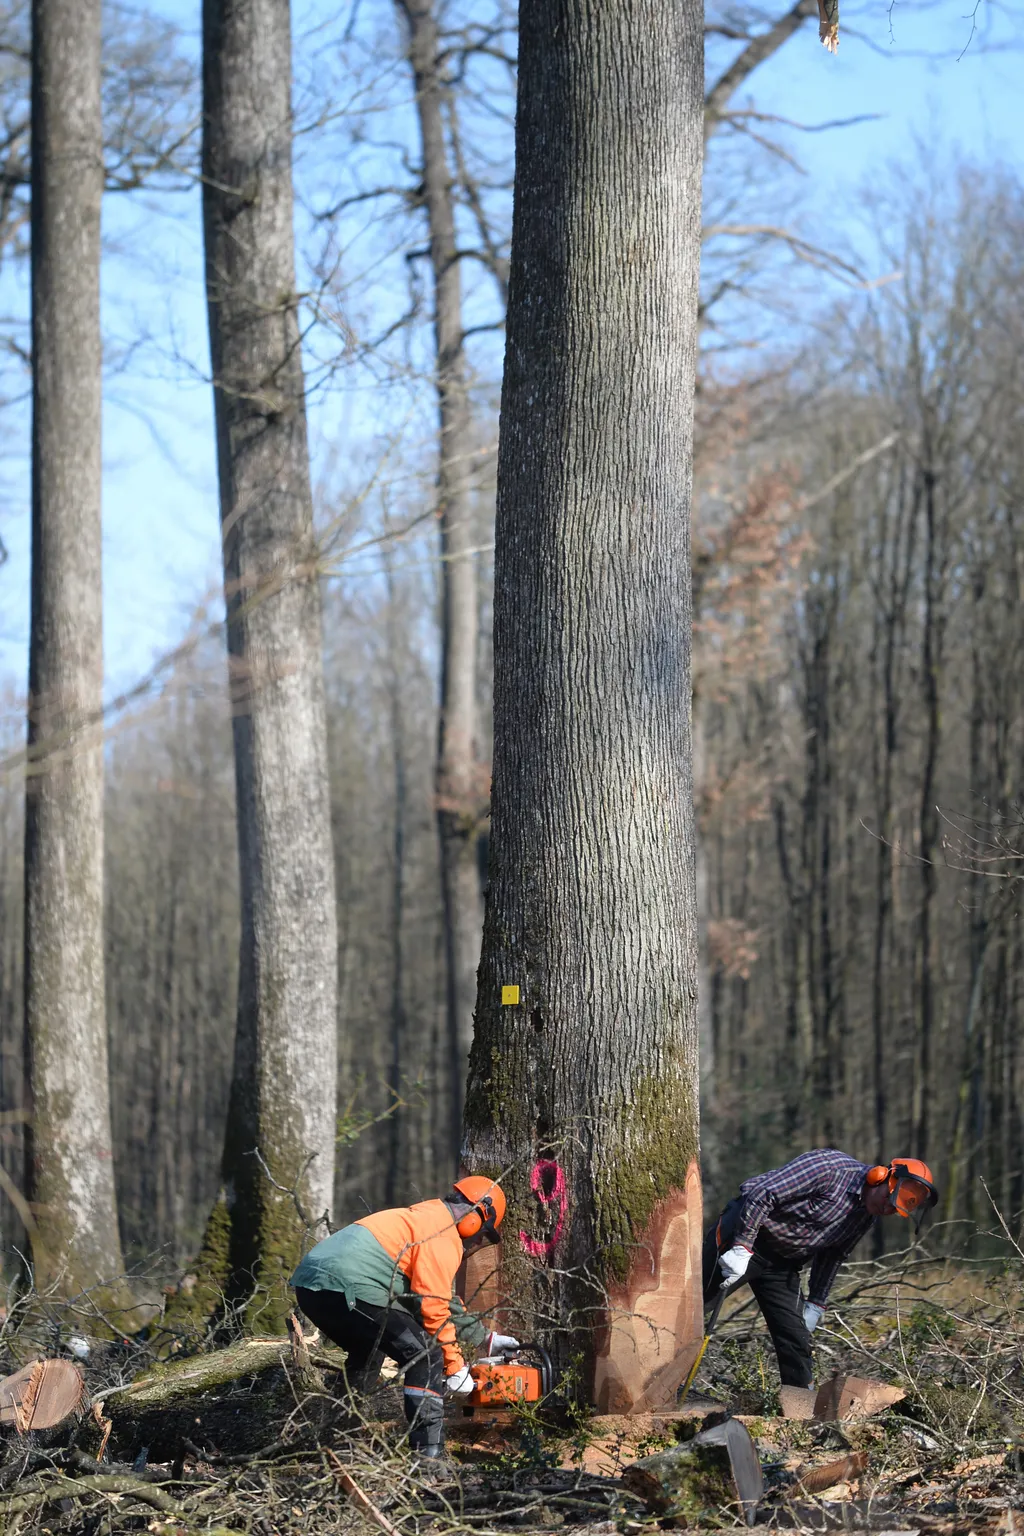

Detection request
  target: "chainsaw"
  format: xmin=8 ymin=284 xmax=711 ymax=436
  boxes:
xmin=463 ymin=1341 xmax=554 ymax=1413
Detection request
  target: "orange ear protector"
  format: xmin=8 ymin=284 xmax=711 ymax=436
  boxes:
xmin=457 ymin=1195 xmax=498 ymax=1241
xmin=865 ymin=1165 xmax=891 ymax=1186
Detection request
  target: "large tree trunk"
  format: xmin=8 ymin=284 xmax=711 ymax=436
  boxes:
xmin=202 ymin=0 xmax=338 ymax=1327
xmin=396 ymin=0 xmax=485 ymax=1163
xmin=462 ymin=0 xmax=704 ymax=1412
xmin=23 ymin=0 xmax=129 ymax=1301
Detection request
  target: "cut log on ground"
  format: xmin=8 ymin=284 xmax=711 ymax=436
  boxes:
xmin=621 ymin=1416 xmax=763 ymax=1527
xmin=814 ymin=1374 xmax=905 ymax=1421
xmin=96 ymin=1337 xmax=340 ymax=1460
xmin=0 ymin=1359 xmax=86 ymax=1433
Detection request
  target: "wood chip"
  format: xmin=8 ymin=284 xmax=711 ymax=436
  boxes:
xmin=778 ymin=1385 xmax=817 ymax=1419
xmin=92 ymin=1399 xmax=113 ymax=1461
xmin=791 ymin=1450 xmax=869 ymax=1495
xmin=814 ymin=1373 xmax=905 ymax=1421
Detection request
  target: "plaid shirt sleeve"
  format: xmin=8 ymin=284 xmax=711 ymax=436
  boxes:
xmin=734 ymin=1152 xmax=847 ymax=1249
xmin=807 ymin=1248 xmax=847 ymax=1306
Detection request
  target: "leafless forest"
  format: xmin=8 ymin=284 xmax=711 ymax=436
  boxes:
xmin=0 ymin=0 xmax=1022 ymax=1286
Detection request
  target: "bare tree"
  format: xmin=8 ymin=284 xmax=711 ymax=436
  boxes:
xmin=394 ymin=0 xmax=488 ymax=1163
xmin=22 ymin=0 xmax=129 ymax=1300
xmin=201 ymin=0 xmax=339 ymax=1326
xmin=464 ymin=0 xmax=704 ymax=1410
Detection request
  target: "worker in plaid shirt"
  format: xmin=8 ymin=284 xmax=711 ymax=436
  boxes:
xmin=703 ymin=1149 xmax=937 ymax=1387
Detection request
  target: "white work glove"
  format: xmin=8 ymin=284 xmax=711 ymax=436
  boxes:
xmin=485 ymin=1332 xmax=520 ymax=1355
xmin=445 ymin=1364 xmax=475 ymax=1395
xmin=803 ymin=1302 xmax=824 ymax=1333
xmin=718 ymin=1244 xmax=752 ymax=1284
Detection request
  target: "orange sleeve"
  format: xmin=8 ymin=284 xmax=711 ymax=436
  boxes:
xmin=406 ymin=1224 xmax=466 ymax=1375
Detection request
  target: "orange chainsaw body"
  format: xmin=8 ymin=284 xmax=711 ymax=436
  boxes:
xmin=466 ymin=1344 xmax=553 ymax=1410
xmin=468 ymin=1359 xmax=544 ymax=1407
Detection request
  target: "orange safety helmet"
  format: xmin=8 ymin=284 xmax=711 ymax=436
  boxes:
xmin=865 ymin=1158 xmax=938 ymax=1218
xmin=452 ymin=1176 xmax=507 ymax=1243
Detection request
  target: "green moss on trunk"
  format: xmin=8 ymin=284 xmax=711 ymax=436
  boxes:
xmin=161 ymin=1189 xmax=232 ymax=1341
xmin=594 ymin=1073 xmax=699 ymax=1285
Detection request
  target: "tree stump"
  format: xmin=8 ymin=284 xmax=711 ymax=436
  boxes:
xmin=622 ymin=1417 xmax=763 ymax=1527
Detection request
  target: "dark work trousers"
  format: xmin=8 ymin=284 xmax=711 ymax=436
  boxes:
xmin=295 ymin=1286 xmax=447 ymax=1452
xmin=702 ymin=1198 xmax=814 ymax=1388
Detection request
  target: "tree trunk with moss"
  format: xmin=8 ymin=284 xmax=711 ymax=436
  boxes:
xmin=462 ymin=0 xmax=705 ymax=1411
xmin=201 ymin=0 xmax=338 ymax=1328
xmin=96 ymin=1335 xmax=334 ymax=1460
xmin=22 ymin=0 xmax=130 ymax=1304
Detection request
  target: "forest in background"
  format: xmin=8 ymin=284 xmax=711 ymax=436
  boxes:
xmin=0 ymin=0 xmax=1021 ymax=1275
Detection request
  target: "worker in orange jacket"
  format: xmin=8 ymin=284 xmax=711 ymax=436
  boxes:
xmin=291 ymin=1177 xmax=517 ymax=1459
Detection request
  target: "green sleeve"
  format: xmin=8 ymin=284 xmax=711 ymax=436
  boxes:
xmin=450 ymin=1292 xmax=490 ymax=1352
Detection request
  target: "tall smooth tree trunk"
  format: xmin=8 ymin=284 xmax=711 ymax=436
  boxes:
xmin=396 ymin=0 xmax=484 ymax=1162
xmin=383 ymin=546 xmax=408 ymax=1206
xmin=202 ymin=0 xmax=338 ymax=1327
xmin=913 ymin=467 xmax=940 ymax=1159
xmin=463 ymin=0 xmax=704 ymax=1413
xmin=23 ymin=0 xmax=129 ymax=1301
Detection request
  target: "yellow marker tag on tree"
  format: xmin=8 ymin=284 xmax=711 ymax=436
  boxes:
xmin=501 ymin=985 xmax=520 ymax=1006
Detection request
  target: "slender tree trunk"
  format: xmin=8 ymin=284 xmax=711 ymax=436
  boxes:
xmin=396 ymin=0 xmax=485 ymax=1163
xmin=22 ymin=0 xmax=129 ymax=1301
xmin=773 ymin=799 xmax=804 ymax=1141
xmin=692 ymin=704 xmax=719 ymax=1197
xmin=463 ymin=0 xmax=704 ymax=1412
xmin=201 ymin=0 xmax=338 ymax=1327
xmin=383 ymin=546 xmax=408 ymax=1205
xmin=913 ymin=468 xmax=940 ymax=1158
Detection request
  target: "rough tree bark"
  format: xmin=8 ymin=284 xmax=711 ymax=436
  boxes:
xmin=201 ymin=0 xmax=338 ymax=1326
xmin=462 ymin=0 xmax=704 ymax=1412
xmin=913 ymin=464 xmax=941 ymax=1158
xmin=22 ymin=0 xmax=130 ymax=1301
xmin=396 ymin=0 xmax=485 ymax=1161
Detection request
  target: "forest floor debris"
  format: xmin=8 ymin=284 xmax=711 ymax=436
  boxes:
xmin=0 ymin=1250 xmax=1021 ymax=1533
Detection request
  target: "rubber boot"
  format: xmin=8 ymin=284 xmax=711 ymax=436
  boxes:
xmin=405 ymin=1386 xmax=445 ymax=1455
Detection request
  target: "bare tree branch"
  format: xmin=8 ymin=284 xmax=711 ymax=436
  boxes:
xmin=704 ymin=0 xmax=817 ymax=141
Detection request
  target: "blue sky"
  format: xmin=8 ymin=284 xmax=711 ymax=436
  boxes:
xmin=0 ymin=0 xmax=1019 ymax=709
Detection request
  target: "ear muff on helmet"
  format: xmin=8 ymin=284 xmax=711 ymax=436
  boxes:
xmin=865 ymin=1165 xmax=891 ymax=1187
xmin=451 ymin=1176 xmax=507 ymax=1244
xmin=456 ymin=1195 xmax=498 ymax=1241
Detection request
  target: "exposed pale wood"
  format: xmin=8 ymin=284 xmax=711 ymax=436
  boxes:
xmin=0 ymin=1359 xmax=85 ymax=1432
xmin=778 ymin=1385 xmax=817 ymax=1419
xmin=814 ymin=1373 xmax=905 ymax=1421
